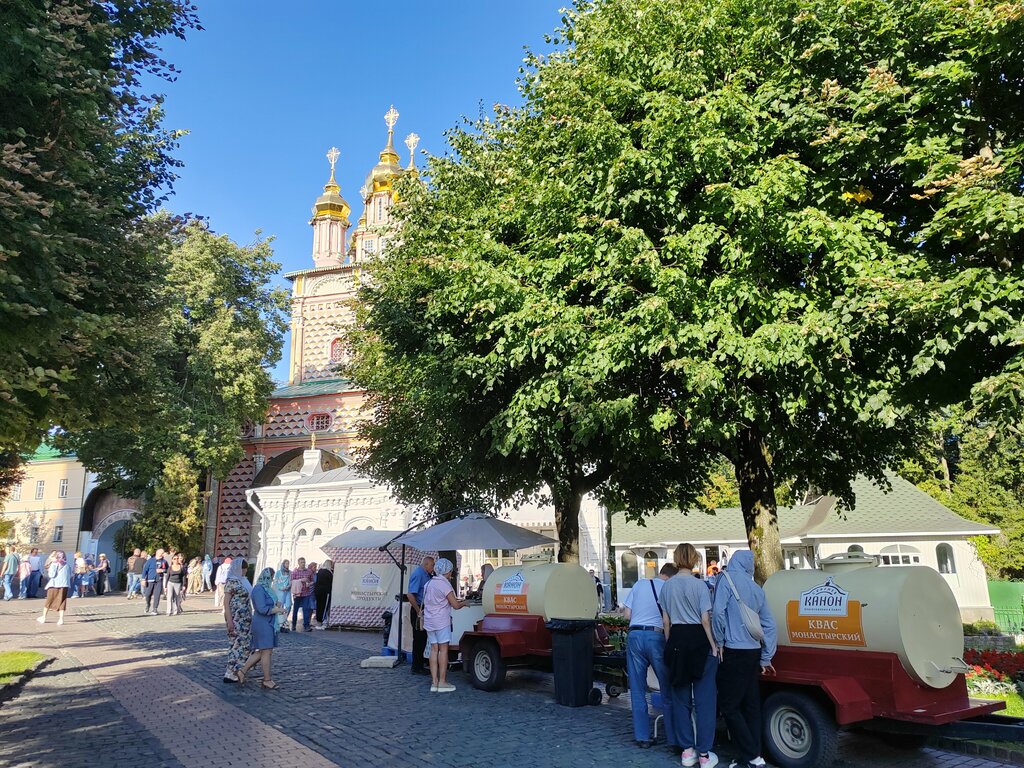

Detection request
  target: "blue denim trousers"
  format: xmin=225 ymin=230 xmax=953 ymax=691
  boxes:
xmin=626 ymin=629 xmax=675 ymax=744
xmin=2 ymin=573 xmax=13 ymax=600
xmin=670 ymin=652 xmax=719 ymax=754
xmin=127 ymin=573 xmax=141 ymax=595
xmin=28 ymin=571 xmax=41 ymax=598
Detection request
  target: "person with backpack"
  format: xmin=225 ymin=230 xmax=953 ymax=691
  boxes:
xmin=712 ymin=550 xmax=778 ymax=768
xmin=623 ymin=562 xmax=678 ymax=749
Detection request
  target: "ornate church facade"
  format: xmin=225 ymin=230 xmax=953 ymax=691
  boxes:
xmin=205 ymin=108 xmax=609 ymax=583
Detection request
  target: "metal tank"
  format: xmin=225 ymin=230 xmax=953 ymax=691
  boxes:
xmin=484 ymin=562 xmax=597 ymax=620
xmin=763 ymin=552 xmax=965 ymax=688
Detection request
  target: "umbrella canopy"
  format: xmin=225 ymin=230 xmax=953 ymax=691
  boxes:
xmin=322 ymin=529 xmax=405 ymax=550
xmin=395 ymin=513 xmax=556 ymax=552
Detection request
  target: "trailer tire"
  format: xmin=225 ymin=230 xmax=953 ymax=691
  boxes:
xmin=763 ymin=690 xmax=839 ymax=768
xmin=468 ymin=641 xmax=506 ymax=692
xmin=605 ymin=682 xmax=624 ymax=698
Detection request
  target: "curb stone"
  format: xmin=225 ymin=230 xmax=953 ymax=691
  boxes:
xmin=935 ymin=737 xmax=1024 ymax=766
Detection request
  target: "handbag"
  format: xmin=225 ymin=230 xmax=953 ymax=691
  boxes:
xmin=722 ymin=570 xmax=765 ymax=642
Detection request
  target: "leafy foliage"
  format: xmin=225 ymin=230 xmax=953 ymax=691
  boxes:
xmin=0 ymin=0 xmax=200 ymax=453
xmin=120 ymin=453 xmax=205 ymax=555
xmin=60 ymin=219 xmax=289 ymax=496
xmin=905 ymin=408 xmax=1024 ymax=578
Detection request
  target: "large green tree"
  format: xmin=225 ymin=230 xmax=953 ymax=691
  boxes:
xmin=356 ymin=0 xmax=1024 ymax=578
xmin=0 ymin=0 xmax=198 ymax=464
xmin=61 ymin=220 xmax=288 ymax=547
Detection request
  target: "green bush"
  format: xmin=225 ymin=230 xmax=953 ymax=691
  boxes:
xmin=964 ymin=620 xmax=1001 ymax=636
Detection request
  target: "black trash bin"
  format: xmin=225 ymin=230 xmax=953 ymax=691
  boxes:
xmin=546 ymin=618 xmax=597 ymax=707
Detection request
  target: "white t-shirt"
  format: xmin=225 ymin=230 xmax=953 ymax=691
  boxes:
xmin=623 ymin=578 xmax=666 ymax=627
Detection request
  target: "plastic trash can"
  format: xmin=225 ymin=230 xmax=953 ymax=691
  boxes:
xmin=546 ymin=618 xmax=596 ymax=707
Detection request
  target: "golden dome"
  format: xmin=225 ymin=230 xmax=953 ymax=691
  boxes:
xmin=312 ymin=147 xmax=351 ymax=223
xmin=364 ymin=105 xmax=406 ymax=195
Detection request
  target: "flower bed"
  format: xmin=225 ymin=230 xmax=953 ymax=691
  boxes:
xmin=964 ymin=649 xmax=1024 ymax=697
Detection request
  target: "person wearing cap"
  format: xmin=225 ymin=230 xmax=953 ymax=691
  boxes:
xmin=422 ymin=557 xmax=466 ymax=693
xmin=406 ymin=555 xmax=435 ymax=676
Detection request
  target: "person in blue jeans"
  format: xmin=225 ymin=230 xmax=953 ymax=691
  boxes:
xmin=661 ymin=543 xmax=720 ymax=768
xmin=1 ymin=548 xmax=19 ymax=601
xmin=623 ymin=562 xmax=678 ymax=749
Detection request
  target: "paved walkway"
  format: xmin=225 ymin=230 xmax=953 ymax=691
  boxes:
xmin=0 ymin=594 xmax=1018 ymax=767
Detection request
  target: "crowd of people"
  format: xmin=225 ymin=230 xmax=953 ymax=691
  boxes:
xmin=623 ymin=544 xmax=778 ymax=768
xmin=0 ymin=546 xmax=119 ymax=600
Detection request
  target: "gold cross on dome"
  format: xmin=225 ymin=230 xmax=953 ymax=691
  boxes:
xmin=326 ymin=146 xmax=340 ymax=172
xmin=404 ymin=132 xmax=420 ymax=153
xmin=384 ymin=105 xmax=400 ymax=131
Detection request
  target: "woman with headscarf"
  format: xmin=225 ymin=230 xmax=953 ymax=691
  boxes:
xmin=221 ymin=557 xmax=253 ymax=683
xmin=313 ymin=559 xmax=334 ymax=630
xmin=238 ymin=567 xmax=283 ymax=688
xmin=214 ymin=555 xmax=232 ymax=609
xmin=422 ymin=557 xmax=466 ymax=693
xmin=272 ymin=560 xmax=291 ymax=633
xmin=37 ymin=551 xmax=71 ymax=625
xmin=186 ymin=557 xmax=202 ymax=594
xmin=201 ymin=554 xmax=213 ymax=592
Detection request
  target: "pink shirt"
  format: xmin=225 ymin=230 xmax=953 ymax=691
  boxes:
xmin=423 ymin=576 xmax=454 ymax=631
xmin=290 ymin=567 xmax=313 ymax=597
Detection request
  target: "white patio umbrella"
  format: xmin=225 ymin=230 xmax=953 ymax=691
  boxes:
xmin=395 ymin=513 xmax=556 ymax=551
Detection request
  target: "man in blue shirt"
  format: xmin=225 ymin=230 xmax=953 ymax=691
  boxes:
xmin=405 ymin=555 xmax=434 ymax=675
xmin=141 ymin=548 xmax=168 ymax=615
xmin=623 ymin=562 xmax=678 ymax=749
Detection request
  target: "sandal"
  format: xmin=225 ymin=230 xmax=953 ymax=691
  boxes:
xmin=236 ymin=669 xmax=247 ymax=684
xmin=260 ymin=680 xmax=279 ymax=689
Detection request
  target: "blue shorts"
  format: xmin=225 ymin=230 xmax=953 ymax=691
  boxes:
xmin=427 ymin=627 xmax=452 ymax=645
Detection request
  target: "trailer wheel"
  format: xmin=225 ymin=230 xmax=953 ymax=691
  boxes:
xmin=605 ymin=682 xmax=624 ymax=698
xmin=468 ymin=641 xmax=506 ymax=692
xmin=763 ymin=691 xmax=839 ymax=768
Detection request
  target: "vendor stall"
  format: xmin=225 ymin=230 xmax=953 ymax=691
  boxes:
xmin=320 ymin=529 xmax=434 ymax=638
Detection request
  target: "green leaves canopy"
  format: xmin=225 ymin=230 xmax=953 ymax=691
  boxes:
xmin=0 ymin=1 xmax=198 ymax=453
xmin=359 ymin=0 xmax=1024 ymax=575
xmin=60 ymin=220 xmax=289 ymax=496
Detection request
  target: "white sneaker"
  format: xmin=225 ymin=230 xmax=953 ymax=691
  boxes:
xmin=430 ymin=684 xmax=438 ymax=692
xmin=681 ymin=749 xmax=697 ymax=767
xmin=699 ymin=752 xmax=719 ymax=768
xmin=36 ymin=616 xmax=45 ymax=624
xmin=437 ymin=683 xmax=456 ymax=693
xmin=57 ymin=617 xmax=64 ymax=625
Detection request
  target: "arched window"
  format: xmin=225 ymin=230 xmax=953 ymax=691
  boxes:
xmin=621 ymin=551 xmax=639 ymax=588
xmin=313 ymin=528 xmax=322 ymax=537
xmin=307 ymin=412 xmax=333 ymax=432
xmin=297 ymin=528 xmax=307 ymax=538
xmin=879 ymin=544 xmax=921 ymax=566
xmin=366 ymin=525 xmax=374 ymax=530
xmin=643 ymin=550 xmax=658 ymax=579
xmin=936 ymin=543 xmax=956 ymax=574
xmin=329 ymin=338 xmax=345 ymax=363
xmin=847 ymin=544 xmax=865 ymax=554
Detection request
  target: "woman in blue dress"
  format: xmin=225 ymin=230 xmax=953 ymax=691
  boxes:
xmin=238 ymin=567 xmax=282 ymax=688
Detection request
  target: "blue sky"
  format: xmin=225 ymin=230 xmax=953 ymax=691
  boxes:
xmin=152 ymin=1 xmax=565 ymax=381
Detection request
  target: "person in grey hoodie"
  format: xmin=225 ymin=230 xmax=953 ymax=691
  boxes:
xmin=711 ymin=550 xmax=778 ymax=768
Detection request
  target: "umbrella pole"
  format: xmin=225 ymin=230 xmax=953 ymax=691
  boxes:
xmin=397 ymin=544 xmax=406 ymax=665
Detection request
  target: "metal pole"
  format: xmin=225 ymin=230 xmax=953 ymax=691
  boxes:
xmin=396 ymin=544 xmax=406 ymax=665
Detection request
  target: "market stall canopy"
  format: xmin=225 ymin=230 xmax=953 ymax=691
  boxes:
xmin=395 ymin=513 xmax=556 ymax=551
xmin=322 ymin=529 xmax=405 ymax=551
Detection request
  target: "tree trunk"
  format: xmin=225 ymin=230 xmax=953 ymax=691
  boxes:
xmin=552 ymin=484 xmax=582 ymax=563
xmin=936 ymin=432 xmax=952 ymax=495
xmin=734 ymin=427 xmax=783 ymax=584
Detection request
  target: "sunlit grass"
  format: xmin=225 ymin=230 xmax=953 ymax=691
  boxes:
xmin=0 ymin=651 xmax=47 ymax=686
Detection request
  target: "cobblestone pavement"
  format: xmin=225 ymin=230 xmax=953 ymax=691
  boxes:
xmin=0 ymin=595 xmax=1018 ymax=767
